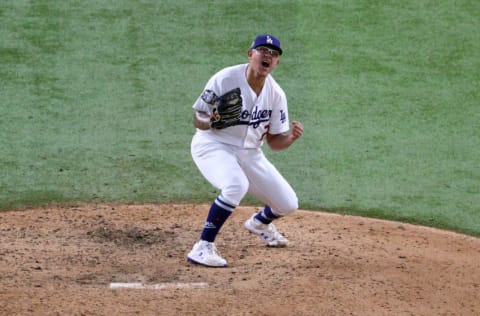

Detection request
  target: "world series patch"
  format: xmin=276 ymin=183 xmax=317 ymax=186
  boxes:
xmin=201 ymin=89 xmax=218 ymax=105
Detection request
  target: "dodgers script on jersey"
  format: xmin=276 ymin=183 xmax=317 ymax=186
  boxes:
xmin=192 ymin=64 xmax=289 ymax=148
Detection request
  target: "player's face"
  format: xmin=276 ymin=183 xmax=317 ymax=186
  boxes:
xmin=248 ymin=46 xmax=280 ymax=75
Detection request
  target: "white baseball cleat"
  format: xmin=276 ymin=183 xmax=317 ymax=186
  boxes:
xmin=244 ymin=214 xmax=288 ymax=247
xmin=187 ymin=240 xmax=228 ymax=267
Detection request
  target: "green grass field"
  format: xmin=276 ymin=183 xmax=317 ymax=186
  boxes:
xmin=1 ymin=0 xmax=479 ymax=236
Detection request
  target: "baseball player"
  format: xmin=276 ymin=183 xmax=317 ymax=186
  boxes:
xmin=187 ymin=34 xmax=304 ymax=267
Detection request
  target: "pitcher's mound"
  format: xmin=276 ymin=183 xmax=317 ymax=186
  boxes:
xmin=1 ymin=204 xmax=479 ymax=315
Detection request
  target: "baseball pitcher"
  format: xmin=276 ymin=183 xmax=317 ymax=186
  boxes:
xmin=187 ymin=34 xmax=304 ymax=267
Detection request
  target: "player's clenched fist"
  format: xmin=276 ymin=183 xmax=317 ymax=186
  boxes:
xmin=291 ymin=121 xmax=304 ymax=140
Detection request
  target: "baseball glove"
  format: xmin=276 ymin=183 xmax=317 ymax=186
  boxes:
xmin=209 ymin=88 xmax=243 ymax=129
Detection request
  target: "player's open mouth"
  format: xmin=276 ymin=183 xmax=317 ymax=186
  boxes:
xmin=261 ymin=60 xmax=270 ymax=68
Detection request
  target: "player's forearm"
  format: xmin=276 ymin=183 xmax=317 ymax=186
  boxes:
xmin=193 ymin=111 xmax=211 ymax=130
xmin=267 ymin=121 xmax=304 ymax=151
xmin=266 ymin=133 xmax=296 ymax=151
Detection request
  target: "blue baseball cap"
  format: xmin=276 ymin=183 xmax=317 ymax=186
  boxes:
xmin=250 ymin=34 xmax=282 ymax=55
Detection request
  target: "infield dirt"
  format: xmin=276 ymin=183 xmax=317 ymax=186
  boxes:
xmin=1 ymin=204 xmax=479 ymax=315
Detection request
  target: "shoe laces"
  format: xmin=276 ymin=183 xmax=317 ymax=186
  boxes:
xmin=204 ymin=242 xmax=220 ymax=256
xmin=265 ymin=223 xmax=285 ymax=240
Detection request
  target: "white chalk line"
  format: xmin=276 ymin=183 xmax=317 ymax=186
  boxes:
xmin=109 ymin=282 xmax=208 ymax=290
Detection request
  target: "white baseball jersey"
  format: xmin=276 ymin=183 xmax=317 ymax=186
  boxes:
xmin=192 ymin=63 xmax=290 ymax=148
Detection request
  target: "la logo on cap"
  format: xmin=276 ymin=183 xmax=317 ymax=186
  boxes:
xmin=266 ymin=36 xmax=273 ymax=44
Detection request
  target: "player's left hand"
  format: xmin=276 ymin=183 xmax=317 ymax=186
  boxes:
xmin=210 ymin=88 xmax=243 ymax=129
xmin=291 ymin=120 xmax=304 ymax=140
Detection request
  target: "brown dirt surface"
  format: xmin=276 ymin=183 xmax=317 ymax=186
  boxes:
xmin=0 ymin=203 xmax=479 ymax=316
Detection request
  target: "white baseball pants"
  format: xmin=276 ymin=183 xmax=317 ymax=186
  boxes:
xmin=191 ymin=133 xmax=298 ymax=216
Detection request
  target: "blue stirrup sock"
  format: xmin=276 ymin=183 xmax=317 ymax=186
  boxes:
xmin=200 ymin=197 xmax=235 ymax=242
xmin=254 ymin=205 xmax=279 ymax=224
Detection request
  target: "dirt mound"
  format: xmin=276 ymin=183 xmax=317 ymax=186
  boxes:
xmin=0 ymin=204 xmax=479 ymax=315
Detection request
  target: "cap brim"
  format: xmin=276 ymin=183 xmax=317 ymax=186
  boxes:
xmin=265 ymin=44 xmax=282 ymax=55
xmin=251 ymin=44 xmax=282 ymax=55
